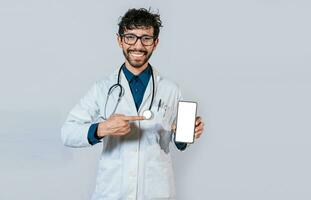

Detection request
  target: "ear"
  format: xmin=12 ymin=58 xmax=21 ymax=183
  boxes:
xmin=117 ymin=34 xmax=123 ymax=48
xmin=153 ymin=38 xmax=160 ymax=50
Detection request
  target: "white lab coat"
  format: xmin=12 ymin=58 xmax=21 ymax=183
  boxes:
xmin=61 ymin=67 xmax=183 ymax=200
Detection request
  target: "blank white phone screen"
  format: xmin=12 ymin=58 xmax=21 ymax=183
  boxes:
xmin=175 ymin=101 xmax=197 ymax=143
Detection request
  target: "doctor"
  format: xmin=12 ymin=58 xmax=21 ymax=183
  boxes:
xmin=62 ymin=8 xmax=204 ymax=200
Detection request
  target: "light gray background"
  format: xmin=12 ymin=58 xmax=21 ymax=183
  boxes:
xmin=1 ymin=0 xmax=310 ymax=199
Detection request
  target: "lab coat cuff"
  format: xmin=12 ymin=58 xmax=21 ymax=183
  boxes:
xmin=87 ymin=123 xmax=102 ymax=145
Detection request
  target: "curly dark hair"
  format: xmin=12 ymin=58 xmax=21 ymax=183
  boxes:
xmin=118 ymin=8 xmax=163 ymax=39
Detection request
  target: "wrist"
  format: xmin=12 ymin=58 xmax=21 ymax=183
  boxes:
xmin=97 ymin=122 xmax=109 ymax=138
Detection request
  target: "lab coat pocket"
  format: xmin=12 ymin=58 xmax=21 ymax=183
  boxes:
xmin=95 ymin=159 xmax=122 ymax=198
xmin=144 ymin=161 xmax=174 ymax=199
xmin=151 ymin=107 xmax=173 ymax=132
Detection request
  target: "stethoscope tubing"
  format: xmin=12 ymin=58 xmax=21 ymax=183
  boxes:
xmin=103 ymin=64 xmax=155 ymax=119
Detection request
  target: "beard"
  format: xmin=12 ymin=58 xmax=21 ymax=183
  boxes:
xmin=123 ymin=49 xmax=153 ymax=68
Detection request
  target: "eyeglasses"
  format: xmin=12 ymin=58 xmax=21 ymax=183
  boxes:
xmin=121 ymin=34 xmax=155 ymax=46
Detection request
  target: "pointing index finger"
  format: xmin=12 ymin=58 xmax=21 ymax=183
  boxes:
xmin=123 ymin=115 xmax=145 ymax=121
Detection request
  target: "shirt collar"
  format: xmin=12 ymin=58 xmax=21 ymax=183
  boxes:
xmin=122 ymin=64 xmax=151 ymax=87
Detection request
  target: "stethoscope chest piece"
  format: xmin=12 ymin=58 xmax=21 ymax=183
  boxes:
xmin=142 ymin=110 xmax=153 ymax=120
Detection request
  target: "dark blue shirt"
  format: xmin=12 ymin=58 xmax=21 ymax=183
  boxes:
xmin=122 ymin=64 xmax=151 ymax=111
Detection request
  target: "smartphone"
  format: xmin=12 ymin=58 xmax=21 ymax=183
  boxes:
xmin=175 ymin=101 xmax=197 ymax=143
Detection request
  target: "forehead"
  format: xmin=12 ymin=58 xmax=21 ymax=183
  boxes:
xmin=124 ymin=27 xmax=154 ymax=36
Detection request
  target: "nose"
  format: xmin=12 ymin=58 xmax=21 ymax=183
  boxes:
xmin=133 ymin=38 xmax=144 ymax=48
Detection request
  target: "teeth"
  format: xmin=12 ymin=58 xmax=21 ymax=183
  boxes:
xmin=130 ymin=51 xmax=145 ymax=57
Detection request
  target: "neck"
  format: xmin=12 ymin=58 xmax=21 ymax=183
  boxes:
xmin=124 ymin=61 xmax=149 ymax=75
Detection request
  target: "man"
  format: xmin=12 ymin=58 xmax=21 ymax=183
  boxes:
xmin=62 ymin=8 xmax=204 ymax=200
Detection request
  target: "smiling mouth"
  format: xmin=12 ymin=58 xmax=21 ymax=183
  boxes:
xmin=129 ymin=51 xmax=146 ymax=58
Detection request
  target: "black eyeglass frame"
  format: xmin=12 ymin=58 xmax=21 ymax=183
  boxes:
xmin=119 ymin=33 xmax=156 ymax=46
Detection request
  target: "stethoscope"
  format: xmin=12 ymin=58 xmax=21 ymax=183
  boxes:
xmin=103 ymin=64 xmax=155 ymax=120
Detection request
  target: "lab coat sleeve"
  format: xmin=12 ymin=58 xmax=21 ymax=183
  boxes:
xmin=61 ymin=82 xmax=102 ymax=148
